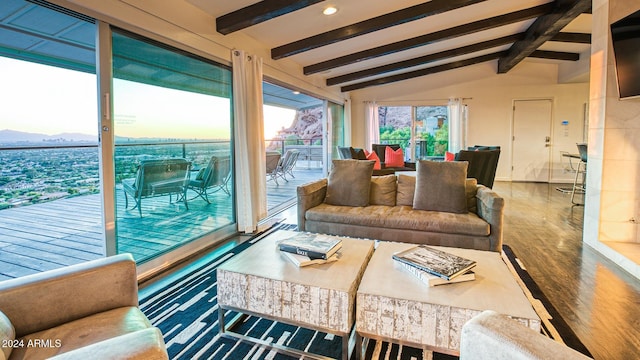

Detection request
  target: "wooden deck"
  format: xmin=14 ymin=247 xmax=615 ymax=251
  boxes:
xmin=0 ymin=167 xmax=323 ymax=280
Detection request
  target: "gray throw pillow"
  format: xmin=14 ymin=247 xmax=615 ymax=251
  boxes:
xmin=325 ymin=160 xmax=374 ymax=206
xmin=413 ymin=160 xmax=468 ymax=214
xmin=370 ymin=175 xmax=397 ymax=206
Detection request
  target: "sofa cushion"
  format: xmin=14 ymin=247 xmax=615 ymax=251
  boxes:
xmin=364 ymin=150 xmax=381 ymax=170
xmin=413 ymin=160 xmax=468 ymax=214
xmin=370 ymin=175 xmax=396 ymax=206
xmin=325 ymin=160 xmax=374 ymax=207
xmin=466 ymin=178 xmax=478 ymax=213
xmin=306 ymin=204 xmax=489 ymax=236
xmin=396 ymin=174 xmax=416 ymax=206
xmin=0 ymin=310 xmax=14 ymax=360
xmin=10 ymin=307 xmax=151 ymax=360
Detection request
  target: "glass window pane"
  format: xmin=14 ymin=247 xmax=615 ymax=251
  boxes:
xmin=0 ymin=0 xmax=100 ymax=279
xmin=111 ymin=30 xmax=234 ymax=263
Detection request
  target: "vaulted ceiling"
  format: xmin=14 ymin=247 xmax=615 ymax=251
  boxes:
xmin=187 ymin=0 xmax=592 ymax=93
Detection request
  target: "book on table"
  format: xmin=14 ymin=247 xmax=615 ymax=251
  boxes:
xmin=281 ymin=251 xmax=339 ymax=267
xmin=278 ymin=232 xmax=342 ymax=260
xmin=394 ymin=259 xmax=475 ymax=286
xmin=392 ymin=245 xmax=477 ymax=281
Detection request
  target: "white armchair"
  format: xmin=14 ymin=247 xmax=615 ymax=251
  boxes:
xmin=0 ymin=254 xmax=168 ymax=360
xmin=460 ymin=310 xmax=592 ymax=360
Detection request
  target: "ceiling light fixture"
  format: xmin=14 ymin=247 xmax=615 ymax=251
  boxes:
xmin=323 ymin=6 xmax=337 ymax=16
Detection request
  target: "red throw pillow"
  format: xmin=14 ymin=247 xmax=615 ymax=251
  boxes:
xmin=364 ymin=150 xmax=381 ymax=170
xmin=445 ymin=151 xmax=455 ymax=161
xmin=384 ymin=146 xmax=405 ymax=168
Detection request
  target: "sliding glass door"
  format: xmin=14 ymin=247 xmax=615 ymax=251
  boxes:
xmin=111 ymin=29 xmax=234 ymax=263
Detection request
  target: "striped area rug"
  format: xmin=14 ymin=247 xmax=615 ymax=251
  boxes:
xmin=139 ymin=224 xmax=589 ymax=359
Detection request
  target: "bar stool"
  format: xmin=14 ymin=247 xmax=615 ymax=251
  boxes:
xmin=571 ymin=143 xmax=587 ymax=205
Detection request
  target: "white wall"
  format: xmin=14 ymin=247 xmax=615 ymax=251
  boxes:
xmin=348 ymin=60 xmax=590 ymax=183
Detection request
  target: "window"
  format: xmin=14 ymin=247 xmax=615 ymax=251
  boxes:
xmin=111 ymin=29 xmax=234 ymax=263
xmin=378 ymin=105 xmax=449 ymax=160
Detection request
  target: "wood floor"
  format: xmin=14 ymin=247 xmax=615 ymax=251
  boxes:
xmin=261 ymin=181 xmax=640 ymax=360
xmin=490 ymin=182 xmax=640 ymax=360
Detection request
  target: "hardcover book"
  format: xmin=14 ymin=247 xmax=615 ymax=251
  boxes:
xmin=394 ymin=259 xmax=475 ymax=286
xmin=278 ymin=233 xmax=342 ymax=260
xmin=281 ymin=251 xmax=339 ymax=267
xmin=392 ymin=245 xmax=476 ymax=281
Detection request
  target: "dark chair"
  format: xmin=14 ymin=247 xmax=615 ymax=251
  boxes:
xmin=188 ymin=155 xmax=231 ymax=203
xmin=571 ymin=143 xmax=587 ymax=205
xmin=122 ymin=158 xmax=191 ymax=217
xmin=371 ymin=143 xmax=416 ymax=171
xmin=455 ymin=148 xmax=501 ymax=188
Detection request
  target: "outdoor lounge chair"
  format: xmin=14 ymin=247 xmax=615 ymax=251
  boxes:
xmin=122 ymin=158 xmax=191 ymax=217
xmin=269 ymin=149 xmax=300 ymax=185
xmin=188 ymin=155 xmax=231 ymax=203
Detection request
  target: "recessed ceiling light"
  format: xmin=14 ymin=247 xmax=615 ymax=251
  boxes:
xmin=323 ymin=6 xmax=337 ymax=16
xmin=292 ymin=91 xmax=300 ymax=95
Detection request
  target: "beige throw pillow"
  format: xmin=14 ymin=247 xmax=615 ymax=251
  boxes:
xmin=325 ymin=159 xmax=374 ymax=207
xmin=465 ymin=178 xmax=478 ymax=213
xmin=396 ymin=174 xmax=416 ymax=206
xmin=413 ymin=160 xmax=468 ymax=214
xmin=370 ymin=175 xmax=397 ymax=206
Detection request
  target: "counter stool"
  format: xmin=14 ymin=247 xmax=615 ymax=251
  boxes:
xmin=571 ymin=143 xmax=587 ymax=205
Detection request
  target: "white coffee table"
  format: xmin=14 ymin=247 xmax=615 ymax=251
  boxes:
xmin=356 ymin=242 xmax=540 ymax=358
xmin=217 ymin=230 xmax=374 ymax=360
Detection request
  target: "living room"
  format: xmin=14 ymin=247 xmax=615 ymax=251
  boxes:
xmin=1 ymin=0 xmax=640 ymax=359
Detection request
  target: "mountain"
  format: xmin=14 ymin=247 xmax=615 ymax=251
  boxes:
xmin=0 ymin=129 xmax=97 ymax=144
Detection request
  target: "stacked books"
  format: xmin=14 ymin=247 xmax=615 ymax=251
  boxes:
xmin=392 ymin=245 xmax=477 ymax=286
xmin=278 ymin=233 xmax=342 ymax=267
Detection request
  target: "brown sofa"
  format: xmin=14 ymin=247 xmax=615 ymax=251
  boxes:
xmin=0 ymin=254 xmax=168 ymax=360
xmin=297 ymin=173 xmax=504 ymax=252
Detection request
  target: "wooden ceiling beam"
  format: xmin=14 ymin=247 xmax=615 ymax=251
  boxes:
xmin=497 ymin=0 xmax=592 ymax=73
xmin=304 ymin=3 xmax=554 ymax=75
xmin=341 ymin=52 xmax=505 ymax=92
xmin=327 ymin=33 xmax=524 ymax=86
xmin=271 ymin=0 xmax=487 ymax=59
xmin=216 ymin=0 xmax=324 ymax=35
xmin=529 ymin=50 xmax=580 ymax=61
xmin=551 ymin=32 xmax=591 ymax=43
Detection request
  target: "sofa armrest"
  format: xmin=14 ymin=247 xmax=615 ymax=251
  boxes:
xmin=48 ymin=327 xmax=168 ymax=360
xmin=297 ymin=178 xmax=328 ymax=231
xmin=475 ymin=185 xmax=504 ymax=252
xmin=460 ymin=310 xmax=592 ymax=360
xmin=0 ymin=254 xmax=139 ymax=337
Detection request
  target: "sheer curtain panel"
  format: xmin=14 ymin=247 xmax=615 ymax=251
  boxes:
xmin=448 ymin=98 xmax=467 ymax=153
xmin=365 ymin=101 xmax=380 ymax=149
xmin=232 ymin=50 xmax=266 ymax=233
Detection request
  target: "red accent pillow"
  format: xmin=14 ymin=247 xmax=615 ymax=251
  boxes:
xmin=364 ymin=150 xmax=381 ymax=170
xmin=384 ymin=146 xmax=405 ymax=168
xmin=445 ymin=151 xmax=455 ymax=161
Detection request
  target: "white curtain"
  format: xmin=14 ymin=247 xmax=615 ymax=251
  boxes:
xmin=364 ymin=101 xmax=379 ymax=148
xmin=448 ymin=98 xmax=467 ymax=153
xmin=232 ymin=50 xmax=266 ymax=233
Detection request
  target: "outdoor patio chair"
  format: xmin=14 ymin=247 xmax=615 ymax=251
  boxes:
xmin=122 ymin=158 xmax=191 ymax=217
xmin=266 ymin=151 xmax=281 ymax=180
xmin=269 ymin=149 xmax=300 ymax=185
xmin=188 ymin=155 xmax=231 ymax=203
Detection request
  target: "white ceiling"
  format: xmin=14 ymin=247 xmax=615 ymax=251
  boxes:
xmin=186 ymin=0 xmax=592 ymax=91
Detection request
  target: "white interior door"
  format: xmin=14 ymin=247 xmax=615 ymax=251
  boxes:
xmin=512 ymin=99 xmax=552 ymax=182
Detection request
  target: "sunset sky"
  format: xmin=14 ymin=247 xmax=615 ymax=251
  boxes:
xmin=0 ymin=57 xmax=295 ymax=140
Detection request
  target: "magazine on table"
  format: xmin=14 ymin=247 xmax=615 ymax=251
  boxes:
xmin=278 ymin=233 xmax=342 ymax=260
xmin=394 ymin=259 xmax=475 ymax=286
xmin=392 ymin=245 xmax=476 ymax=281
xmin=281 ymin=251 xmax=340 ymax=267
